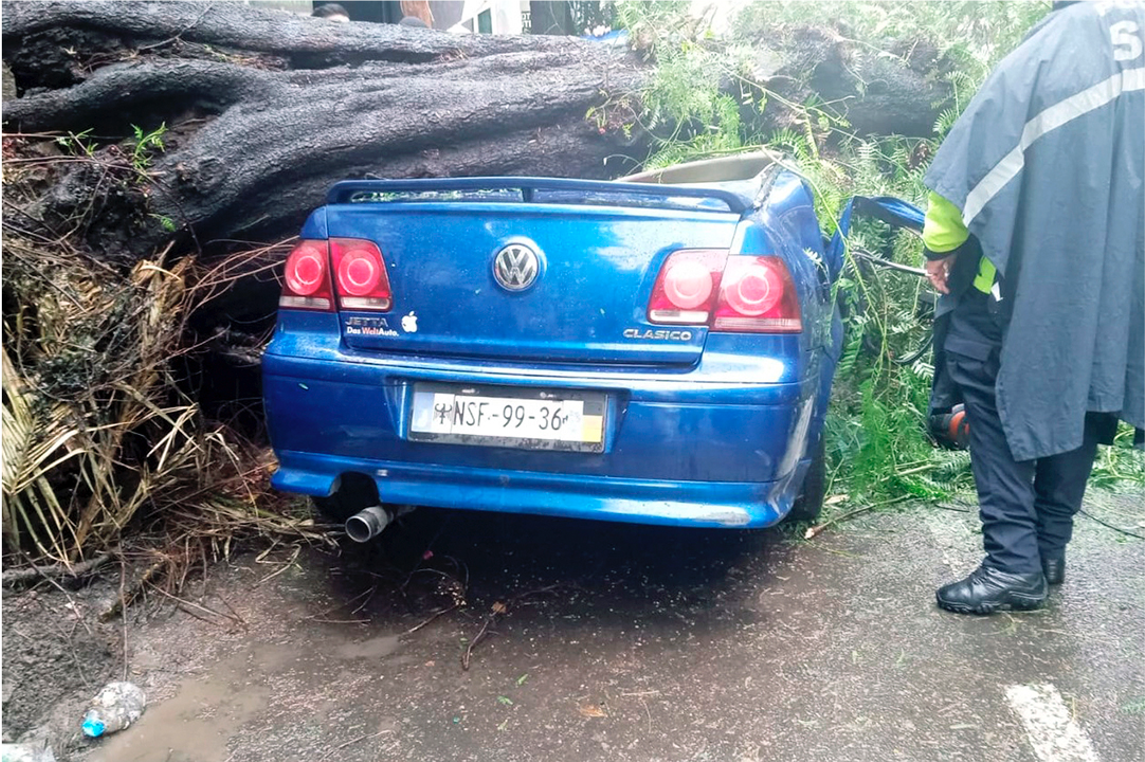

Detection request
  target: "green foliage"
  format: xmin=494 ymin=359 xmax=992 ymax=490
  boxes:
xmin=623 ymin=1 xmax=1039 ymax=166
xmin=150 ymin=213 xmax=178 ymax=232
xmin=615 ymin=1 xmax=745 ymax=165
xmin=825 ymin=355 xmax=975 ymax=505
xmin=735 ymin=1 xmax=1050 ymax=96
xmin=614 ymin=0 xmax=693 ymax=52
xmin=615 ymin=0 xmax=1144 ymax=507
xmin=130 ymin=122 xmax=168 ymax=175
xmin=1090 ymin=425 xmax=1145 ymax=490
xmin=55 ymin=129 xmax=97 ymax=157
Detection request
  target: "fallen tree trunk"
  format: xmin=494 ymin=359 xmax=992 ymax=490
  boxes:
xmin=1 ymin=1 xmax=601 ymax=79
xmin=2 ymin=1 xmax=646 ymax=257
xmin=17 ymin=50 xmax=642 ymax=254
xmin=764 ymin=27 xmax=952 ymax=139
xmin=2 ymin=1 xmax=953 ymax=261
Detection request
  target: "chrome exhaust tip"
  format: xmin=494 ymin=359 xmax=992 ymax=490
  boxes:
xmin=345 ymin=505 xmax=391 ymax=543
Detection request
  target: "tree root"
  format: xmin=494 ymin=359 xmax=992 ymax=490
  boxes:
xmin=2 ymin=552 xmax=112 ymax=588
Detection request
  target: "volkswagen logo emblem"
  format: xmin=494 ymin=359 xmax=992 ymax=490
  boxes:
xmin=492 ymin=242 xmax=540 ymax=291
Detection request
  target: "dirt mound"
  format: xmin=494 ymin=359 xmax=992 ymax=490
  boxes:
xmin=1 ymin=581 xmax=120 ymax=750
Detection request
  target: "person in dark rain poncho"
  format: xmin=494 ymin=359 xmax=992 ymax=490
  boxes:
xmin=922 ymin=0 xmax=1144 ymax=615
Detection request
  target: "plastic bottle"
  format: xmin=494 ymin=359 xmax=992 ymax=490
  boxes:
xmin=81 ymin=682 xmax=146 ymax=738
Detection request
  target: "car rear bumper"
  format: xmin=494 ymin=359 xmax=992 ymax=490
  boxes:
xmin=272 ymin=450 xmax=810 ymax=529
xmin=264 ymin=349 xmax=818 ymax=528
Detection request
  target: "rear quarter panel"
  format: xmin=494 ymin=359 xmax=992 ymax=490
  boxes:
xmin=736 ymin=170 xmax=838 ymax=451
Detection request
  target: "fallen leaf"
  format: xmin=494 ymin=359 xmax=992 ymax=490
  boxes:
xmin=826 ymin=494 xmax=849 ymax=506
xmin=497 ymin=696 xmax=514 ymax=706
xmin=579 ymin=703 xmax=607 ymax=718
xmin=517 ymin=673 xmax=529 ymax=686
xmin=491 ymin=601 xmax=508 ymax=614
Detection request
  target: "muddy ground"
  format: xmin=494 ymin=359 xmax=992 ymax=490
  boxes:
xmin=3 ymin=489 xmax=1143 ymax=762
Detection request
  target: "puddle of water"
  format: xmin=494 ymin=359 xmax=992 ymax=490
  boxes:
xmin=88 ymin=674 xmax=271 ymax=762
xmin=86 ymin=636 xmax=402 ymax=762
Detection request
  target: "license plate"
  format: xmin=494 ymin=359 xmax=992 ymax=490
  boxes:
xmin=408 ymin=383 xmax=606 ymax=452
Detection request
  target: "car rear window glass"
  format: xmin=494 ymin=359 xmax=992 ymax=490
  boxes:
xmin=531 ymin=189 xmax=732 ymax=212
xmin=345 ymin=188 xmax=731 ymax=212
xmin=347 ymin=189 xmax=525 ymax=203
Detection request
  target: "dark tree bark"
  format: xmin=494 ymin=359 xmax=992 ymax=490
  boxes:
xmin=2 ymin=1 xmax=646 ymax=256
xmin=2 ymin=0 xmax=588 ymax=69
xmin=768 ymin=27 xmax=952 ymax=139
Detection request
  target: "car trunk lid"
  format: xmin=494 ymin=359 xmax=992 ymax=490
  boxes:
xmin=324 ymin=179 xmax=745 ymax=366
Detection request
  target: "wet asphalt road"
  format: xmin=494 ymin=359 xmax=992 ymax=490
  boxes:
xmin=79 ymin=491 xmax=1143 ymax=762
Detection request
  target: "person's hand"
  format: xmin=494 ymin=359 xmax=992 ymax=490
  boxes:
xmin=926 ymin=253 xmax=956 ymax=294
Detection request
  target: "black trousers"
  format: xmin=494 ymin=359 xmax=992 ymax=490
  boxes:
xmin=945 ymin=292 xmax=1099 ymax=574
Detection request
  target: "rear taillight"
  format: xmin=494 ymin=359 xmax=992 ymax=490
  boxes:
xmin=712 ymin=256 xmax=802 ymax=333
xmin=648 ymin=250 xmax=727 ymax=324
xmin=648 ymin=251 xmax=802 ymax=333
xmin=330 ymin=238 xmax=392 ymax=311
xmin=280 ymin=240 xmax=334 ymax=311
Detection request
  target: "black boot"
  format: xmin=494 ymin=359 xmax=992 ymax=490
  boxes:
xmin=1042 ymin=552 xmax=1065 ymax=585
xmin=936 ymin=565 xmax=1047 ymax=615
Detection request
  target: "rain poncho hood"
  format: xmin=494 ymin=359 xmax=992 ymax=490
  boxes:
xmin=924 ymin=1 xmax=1145 ymax=461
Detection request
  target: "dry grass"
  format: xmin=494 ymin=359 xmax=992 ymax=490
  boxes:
xmin=2 ymin=133 xmax=324 ymax=586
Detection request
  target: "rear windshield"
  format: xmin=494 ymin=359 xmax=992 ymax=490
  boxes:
xmin=531 ymin=190 xmax=732 ymax=212
xmin=346 ymin=188 xmax=733 ymax=213
xmin=347 ymin=189 xmax=524 ymax=203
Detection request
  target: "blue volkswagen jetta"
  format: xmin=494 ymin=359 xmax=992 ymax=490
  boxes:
xmin=263 ymin=154 xmax=919 ymax=539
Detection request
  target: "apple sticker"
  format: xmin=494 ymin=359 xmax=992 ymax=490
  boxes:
xmin=401 ymin=311 xmax=418 ymax=333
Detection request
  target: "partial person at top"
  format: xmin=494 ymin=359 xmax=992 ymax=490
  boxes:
xmin=400 ymin=0 xmax=434 ymax=28
xmin=312 ymin=3 xmax=350 ymax=23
